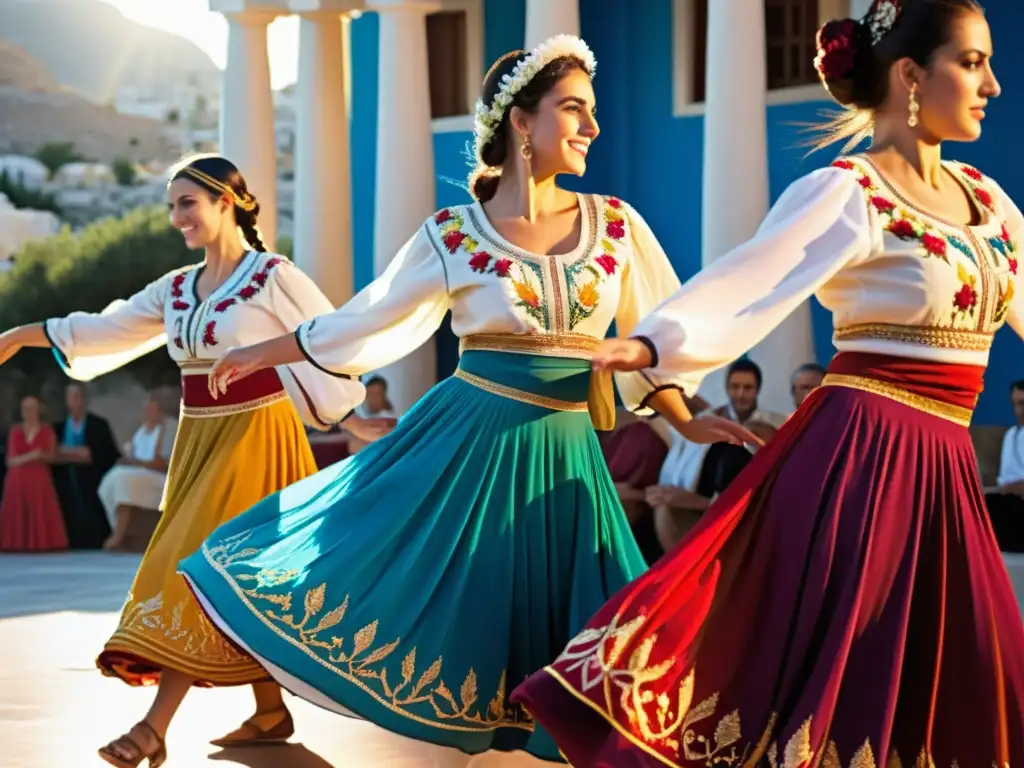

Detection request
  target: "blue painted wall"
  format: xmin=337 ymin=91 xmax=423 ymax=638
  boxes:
xmin=347 ymin=0 xmax=1024 ymax=425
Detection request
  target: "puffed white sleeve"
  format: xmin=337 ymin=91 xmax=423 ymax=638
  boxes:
xmin=990 ymin=177 xmax=1024 ymax=340
xmin=294 ymin=224 xmax=451 ymax=375
xmin=632 ymin=167 xmax=872 ymax=392
xmin=261 ymin=258 xmax=369 ymax=430
xmin=43 ymin=273 xmax=171 ymax=381
xmin=611 ymin=203 xmax=687 ymax=414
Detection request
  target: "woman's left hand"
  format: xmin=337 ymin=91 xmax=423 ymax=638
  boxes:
xmin=208 ymin=345 xmax=266 ymax=399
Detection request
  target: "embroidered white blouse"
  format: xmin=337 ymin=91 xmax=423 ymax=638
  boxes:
xmin=44 ymin=251 xmax=366 ymax=429
xmin=634 ymin=156 xmax=1022 ymax=394
xmin=294 ymin=193 xmax=690 ymax=412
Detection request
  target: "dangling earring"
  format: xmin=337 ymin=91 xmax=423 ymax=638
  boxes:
xmin=908 ymin=83 xmax=920 ymax=128
xmin=519 ymin=134 xmax=536 ymax=224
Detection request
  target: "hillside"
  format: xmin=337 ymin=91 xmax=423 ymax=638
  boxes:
xmin=0 ymin=0 xmax=220 ymax=104
xmin=0 ymin=43 xmax=184 ymax=163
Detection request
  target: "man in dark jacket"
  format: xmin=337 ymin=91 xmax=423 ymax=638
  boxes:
xmin=52 ymin=383 xmax=120 ymax=549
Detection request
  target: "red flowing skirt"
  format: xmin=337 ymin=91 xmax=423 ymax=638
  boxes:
xmin=512 ymin=353 xmax=1024 ymax=767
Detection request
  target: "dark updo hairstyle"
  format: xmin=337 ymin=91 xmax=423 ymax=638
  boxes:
xmin=814 ymin=0 xmax=984 ymax=149
xmin=469 ymin=51 xmax=592 ymax=203
xmin=170 ymin=154 xmax=266 ymax=251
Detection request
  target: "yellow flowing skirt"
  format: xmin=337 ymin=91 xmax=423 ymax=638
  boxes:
xmin=97 ymin=397 xmax=318 ymax=686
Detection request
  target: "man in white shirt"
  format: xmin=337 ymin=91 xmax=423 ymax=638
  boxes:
xmin=710 ymin=358 xmax=788 ymax=429
xmin=985 ymin=380 xmax=1024 ymax=552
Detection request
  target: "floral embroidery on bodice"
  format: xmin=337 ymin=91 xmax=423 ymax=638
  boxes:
xmin=824 ymin=155 xmax=1017 ymax=354
xmin=427 ymin=193 xmax=631 ymax=339
xmin=165 ymin=251 xmax=285 ymax=361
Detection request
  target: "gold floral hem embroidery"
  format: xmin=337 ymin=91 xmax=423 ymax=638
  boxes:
xmin=202 ymin=531 xmax=534 ymax=733
xmin=544 ymin=615 xmax=1012 ymax=768
xmin=112 ymin=589 xmax=255 ymax=668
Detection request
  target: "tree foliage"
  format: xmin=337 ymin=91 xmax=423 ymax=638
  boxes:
xmin=112 ymin=157 xmax=137 ymax=186
xmin=0 ymin=206 xmax=193 ymax=394
xmin=0 ymin=171 xmax=61 ymax=215
xmin=33 ymin=141 xmax=86 ymax=175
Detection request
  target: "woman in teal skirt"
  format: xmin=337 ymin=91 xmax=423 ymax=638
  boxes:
xmin=179 ymin=35 xmax=756 ymax=766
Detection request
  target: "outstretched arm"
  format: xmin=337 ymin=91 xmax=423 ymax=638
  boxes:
xmin=0 ymin=274 xmax=170 ymax=378
xmin=0 ymin=323 xmax=49 ymax=366
xmin=209 ymin=226 xmax=450 ymax=398
xmin=594 ymin=168 xmax=872 ymax=385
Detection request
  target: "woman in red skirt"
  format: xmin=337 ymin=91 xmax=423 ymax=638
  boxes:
xmin=513 ymin=1 xmax=1024 ymax=765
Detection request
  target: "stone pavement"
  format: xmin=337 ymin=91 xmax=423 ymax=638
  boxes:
xmin=1 ymin=552 xmax=1023 ymax=768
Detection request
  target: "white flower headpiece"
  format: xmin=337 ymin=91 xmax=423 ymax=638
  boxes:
xmin=472 ymin=34 xmax=596 ymax=164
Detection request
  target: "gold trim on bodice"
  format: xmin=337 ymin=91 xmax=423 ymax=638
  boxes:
xmin=460 ymin=333 xmax=600 ymax=359
xmin=834 ymin=323 xmax=994 ymax=351
xmin=821 ymin=373 xmax=974 ymax=427
xmin=454 ymin=369 xmax=589 ymax=413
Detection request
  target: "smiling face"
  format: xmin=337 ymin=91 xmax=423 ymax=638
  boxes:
xmin=167 ymin=177 xmax=230 ymax=250
xmin=514 ymin=68 xmax=599 ymax=178
xmin=911 ymin=11 xmax=1000 ymax=142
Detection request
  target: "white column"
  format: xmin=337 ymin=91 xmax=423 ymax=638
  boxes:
xmin=219 ymin=10 xmax=279 ymax=249
xmin=700 ymin=0 xmax=814 ymax=414
xmin=292 ymin=11 xmax=353 ymax=306
xmin=524 ymin=0 xmax=579 ymax=49
xmin=367 ymin=0 xmax=440 ymax=413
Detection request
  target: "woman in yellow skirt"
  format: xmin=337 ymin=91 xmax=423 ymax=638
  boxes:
xmin=0 ymin=155 xmax=387 ymax=766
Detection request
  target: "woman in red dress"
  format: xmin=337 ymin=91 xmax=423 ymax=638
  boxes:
xmin=0 ymin=395 xmax=68 ymax=551
xmin=513 ymin=1 xmax=1024 ymax=765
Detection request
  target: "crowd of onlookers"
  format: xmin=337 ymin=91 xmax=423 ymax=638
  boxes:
xmin=0 ymin=383 xmax=175 ymax=552
xmin=600 ymin=361 xmax=1024 ymax=563
xmin=1 ymin=366 xmax=1022 ymax=558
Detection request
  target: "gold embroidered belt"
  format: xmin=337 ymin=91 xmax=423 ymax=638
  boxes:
xmin=821 ymin=373 xmax=974 ymax=427
xmin=179 ymin=363 xmax=288 ymax=418
xmin=460 ymin=333 xmax=600 ymax=359
xmin=834 ymin=323 xmax=993 ymax=352
xmin=454 ymin=369 xmax=589 ymax=413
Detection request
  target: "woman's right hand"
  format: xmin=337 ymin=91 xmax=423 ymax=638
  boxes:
xmin=344 ymin=415 xmax=395 ymax=443
xmin=0 ymin=330 xmax=23 ymax=367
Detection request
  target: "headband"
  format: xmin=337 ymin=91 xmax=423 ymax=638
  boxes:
xmin=472 ymin=34 xmax=596 ymax=164
xmin=175 ymin=165 xmax=257 ymax=212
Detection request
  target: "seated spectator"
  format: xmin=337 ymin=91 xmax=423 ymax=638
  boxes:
xmin=99 ymin=395 xmax=175 ymax=550
xmin=600 ymin=415 xmax=670 ymax=565
xmin=644 ymin=359 xmax=783 ymax=552
xmin=347 ymin=375 xmax=398 ymax=454
xmin=790 ymin=362 xmax=826 ymax=409
xmin=0 ymin=395 xmax=67 ymax=552
xmin=985 ymin=380 xmax=1024 ymax=552
xmin=712 ymin=358 xmax=788 ymax=429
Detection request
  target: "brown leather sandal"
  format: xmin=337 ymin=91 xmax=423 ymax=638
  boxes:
xmin=209 ymin=706 xmax=294 ymax=748
xmin=98 ymin=720 xmax=167 ymax=768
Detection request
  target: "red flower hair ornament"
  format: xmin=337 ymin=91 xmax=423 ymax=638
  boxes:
xmin=814 ymin=19 xmax=859 ymax=80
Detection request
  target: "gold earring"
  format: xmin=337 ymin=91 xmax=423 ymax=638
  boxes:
xmin=520 ymin=136 xmax=532 ymax=160
xmin=908 ymin=83 xmax=920 ymax=128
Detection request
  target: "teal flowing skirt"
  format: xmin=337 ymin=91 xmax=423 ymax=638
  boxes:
xmin=179 ymin=350 xmax=647 ymax=761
